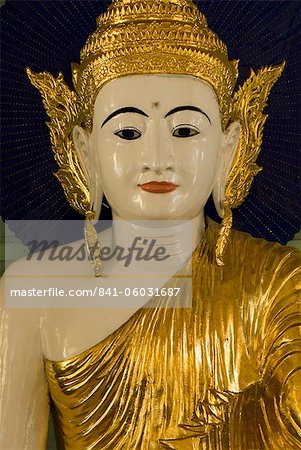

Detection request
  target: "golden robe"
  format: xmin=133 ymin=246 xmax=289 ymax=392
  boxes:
xmin=45 ymin=223 xmax=301 ymax=449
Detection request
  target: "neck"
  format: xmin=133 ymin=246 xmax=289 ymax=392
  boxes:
xmin=110 ymin=212 xmax=205 ymax=273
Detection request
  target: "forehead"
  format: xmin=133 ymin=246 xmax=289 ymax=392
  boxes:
xmin=93 ymin=74 xmax=220 ymax=119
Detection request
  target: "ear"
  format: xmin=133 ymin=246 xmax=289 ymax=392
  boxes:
xmin=72 ymin=125 xmax=103 ymax=219
xmin=72 ymin=125 xmax=91 ymax=182
xmin=213 ymin=120 xmax=241 ymax=218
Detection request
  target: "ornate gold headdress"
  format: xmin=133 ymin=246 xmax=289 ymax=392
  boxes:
xmin=26 ymin=0 xmax=284 ymax=274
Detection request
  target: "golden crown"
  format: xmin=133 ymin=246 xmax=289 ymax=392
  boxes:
xmin=73 ymin=0 xmax=238 ymax=130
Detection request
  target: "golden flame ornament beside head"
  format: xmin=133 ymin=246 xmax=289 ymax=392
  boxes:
xmin=26 ymin=0 xmax=285 ymax=269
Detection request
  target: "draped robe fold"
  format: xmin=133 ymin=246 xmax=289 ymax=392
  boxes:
xmin=45 ymin=223 xmax=301 ymax=449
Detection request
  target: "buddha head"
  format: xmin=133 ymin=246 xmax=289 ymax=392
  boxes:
xmin=26 ymin=0 xmax=284 ymax=271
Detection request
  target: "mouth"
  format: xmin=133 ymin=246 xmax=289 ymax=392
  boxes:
xmin=138 ymin=181 xmax=178 ymax=193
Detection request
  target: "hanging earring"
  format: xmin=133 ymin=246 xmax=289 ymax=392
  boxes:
xmin=84 ymin=210 xmax=103 ymax=277
xmin=212 ymin=162 xmax=234 ymax=267
xmin=215 ymin=201 xmax=232 ymax=267
xmin=83 ymin=167 xmax=105 ymax=277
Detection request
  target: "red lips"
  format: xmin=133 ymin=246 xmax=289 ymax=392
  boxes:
xmin=138 ymin=181 xmax=178 ymax=193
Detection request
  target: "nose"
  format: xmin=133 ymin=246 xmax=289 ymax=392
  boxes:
xmin=138 ymin=121 xmax=175 ymax=174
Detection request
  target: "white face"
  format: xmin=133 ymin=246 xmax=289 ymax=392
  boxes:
xmin=81 ymin=75 xmax=237 ymax=220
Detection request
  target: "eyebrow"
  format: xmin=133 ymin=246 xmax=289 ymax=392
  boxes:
xmin=164 ymin=105 xmax=211 ymax=125
xmin=101 ymin=107 xmax=149 ymax=128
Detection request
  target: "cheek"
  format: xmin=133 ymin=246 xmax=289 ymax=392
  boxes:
xmin=178 ymin=135 xmax=221 ymax=188
xmin=92 ymin=133 xmax=137 ymax=188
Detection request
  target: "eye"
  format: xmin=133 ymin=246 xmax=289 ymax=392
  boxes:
xmin=114 ymin=127 xmax=142 ymax=140
xmin=172 ymin=125 xmax=200 ymax=138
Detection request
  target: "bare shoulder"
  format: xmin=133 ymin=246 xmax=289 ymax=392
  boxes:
xmin=6 ymin=226 xmax=112 ymax=275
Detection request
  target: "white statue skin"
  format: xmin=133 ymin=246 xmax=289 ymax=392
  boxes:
xmin=0 ymin=75 xmax=240 ymax=449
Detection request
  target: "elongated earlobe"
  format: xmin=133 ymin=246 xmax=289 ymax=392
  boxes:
xmin=212 ymin=120 xmax=240 ymax=266
xmin=213 ymin=121 xmax=241 ymax=218
xmin=72 ymin=125 xmax=91 ymax=186
xmin=72 ymin=125 xmax=103 ymax=220
xmin=73 ymin=125 xmax=104 ymax=277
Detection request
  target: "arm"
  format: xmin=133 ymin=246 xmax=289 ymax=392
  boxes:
xmin=203 ymin=243 xmax=301 ymax=450
xmin=0 ymin=270 xmax=50 ymax=450
xmin=258 ymin=249 xmax=301 ymax=448
xmin=229 ymin=246 xmax=301 ymax=449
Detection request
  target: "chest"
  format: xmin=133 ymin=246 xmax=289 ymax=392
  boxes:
xmin=41 ymin=269 xmax=179 ymax=360
xmin=46 ymin=280 xmax=259 ymax=391
xmin=45 ymin=272 xmax=261 ymax=449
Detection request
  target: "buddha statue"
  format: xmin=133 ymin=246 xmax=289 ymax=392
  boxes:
xmin=0 ymin=1 xmax=300 ymax=449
